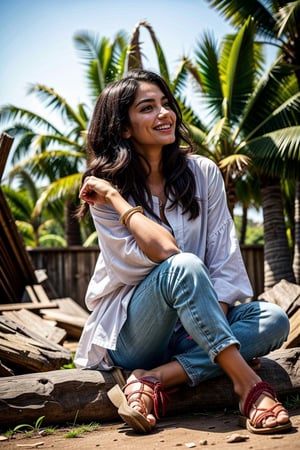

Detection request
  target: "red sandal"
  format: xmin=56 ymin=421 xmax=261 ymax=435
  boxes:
xmin=107 ymin=376 xmax=173 ymax=433
xmin=240 ymin=381 xmax=292 ymax=434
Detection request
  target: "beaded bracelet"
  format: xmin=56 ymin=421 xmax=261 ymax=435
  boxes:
xmin=119 ymin=206 xmax=144 ymax=226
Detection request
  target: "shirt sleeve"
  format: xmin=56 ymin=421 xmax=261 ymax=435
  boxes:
xmin=203 ymin=161 xmax=253 ymax=304
xmin=90 ymin=203 xmax=158 ymax=287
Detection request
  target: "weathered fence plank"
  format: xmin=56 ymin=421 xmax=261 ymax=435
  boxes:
xmin=27 ymin=245 xmax=264 ymax=308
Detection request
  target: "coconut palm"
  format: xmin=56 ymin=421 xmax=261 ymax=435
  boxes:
xmin=0 ymin=31 xmax=131 ymax=246
xmin=183 ymin=17 xmax=300 ymax=288
xmin=206 ymin=1 xmax=300 ymax=285
xmin=2 ymin=171 xmax=66 ymax=247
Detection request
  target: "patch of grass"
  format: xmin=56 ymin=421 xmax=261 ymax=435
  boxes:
xmin=285 ymin=393 xmax=300 ymax=410
xmin=4 ymin=416 xmax=57 ymax=440
xmin=12 ymin=415 xmax=45 ymax=434
xmin=63 ymin=422 xmax=100 ymax=439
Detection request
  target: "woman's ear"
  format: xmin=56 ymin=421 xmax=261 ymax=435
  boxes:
xmin=122 ymin=127 xmax=131 ymax=139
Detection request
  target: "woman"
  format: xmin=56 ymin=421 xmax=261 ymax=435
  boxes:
xmin=75 ymin=69 xmax=291 ymax=434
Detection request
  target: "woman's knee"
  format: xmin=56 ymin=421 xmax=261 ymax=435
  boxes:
xmin=169 ymin=252 xmax=209 ymax=279
xmin=263 ymin=301 xmax=290 ymax=339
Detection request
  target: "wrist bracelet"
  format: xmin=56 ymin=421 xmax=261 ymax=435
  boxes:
xmin=119 ymin=206 xmax=144 ymax=225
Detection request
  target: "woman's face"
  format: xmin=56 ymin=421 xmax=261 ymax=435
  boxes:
xmin=124 ymin=81 xmax=177 ymax=154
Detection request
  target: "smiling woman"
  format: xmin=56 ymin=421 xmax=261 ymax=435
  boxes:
xmin=74 ymin=69 xmax=291 ymax=435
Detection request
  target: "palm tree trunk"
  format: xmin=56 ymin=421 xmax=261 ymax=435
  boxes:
xmin=239 ymin=204 xmax=248 ymax=244
xmin=226 ymin=179 xmax=237 ymax=218
xmin=64 ymin=199 xmax=82 ymax=246
xmin=261 ymin=176 xmax=295 ymax=289
xmin=293 ymin=179 xmax=300 ymax=284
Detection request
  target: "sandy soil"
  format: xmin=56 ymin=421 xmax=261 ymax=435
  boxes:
xmin=1 ymin=408 xmax=299 ymax=450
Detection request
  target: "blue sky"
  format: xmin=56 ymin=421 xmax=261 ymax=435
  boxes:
xmin=1 ymin=0 xmax=233 ymax=118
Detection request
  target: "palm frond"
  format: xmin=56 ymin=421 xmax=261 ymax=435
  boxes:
xmin=27 ymin=84 xmax=86 ymax=129
xmin=241 ymin=126 xmax=300 ymax=177
xmin=193 ymin=31 xmax=223 ymax=122
xmin=220 ymin=17 xmax=256 ymax=120
xmin=33 ymin=173 xmax=83 ymax=216
xmin=244 ymin=91 xmax=300 ymax=142
xmin=9 ymin=149 xmax=86 ymax=181
xmin=207 ymin=0 xmax=277 ymax=39
xmin=275 ymin=1 xmax=300 ymax=37
xmin=0 ymin=105 xmax=61 ymax=133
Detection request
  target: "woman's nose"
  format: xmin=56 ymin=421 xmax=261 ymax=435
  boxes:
xmin=158 ymin=106 xmax=168 ymax=116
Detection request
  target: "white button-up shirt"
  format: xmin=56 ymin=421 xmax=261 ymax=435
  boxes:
xmin=75 ymin=155 xmax=253 ymax=369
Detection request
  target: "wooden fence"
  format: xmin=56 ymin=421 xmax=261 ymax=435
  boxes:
xmin=27 ymin=245 xmax=264 ymax=309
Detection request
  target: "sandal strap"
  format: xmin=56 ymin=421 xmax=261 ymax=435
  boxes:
xmin=251 ymin=401 xmax=285 ymax=427
xmin=242 ymin=381 xmax=276 ymax=417
xmin=123 ymin=376 xmax=176 ymax=419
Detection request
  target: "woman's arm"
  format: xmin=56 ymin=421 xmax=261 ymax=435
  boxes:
xmin=80 ymin=176 xmax=180 ymax=263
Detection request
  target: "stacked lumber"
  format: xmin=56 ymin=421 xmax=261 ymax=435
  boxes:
xmin=0 ymin=132 xmax=89 ymax=375
xmin=258 ymin=279 xmax=300 ymax=348
xmin=0 ymin=315 xmax=71 ymax=376
xmin=0 ymin=287 xmax=89 ymax=376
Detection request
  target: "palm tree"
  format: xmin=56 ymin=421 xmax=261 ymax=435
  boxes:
xmin=2 ymin=171 xmax=66 ymax=247
xmin=206 ymin=1 xmax=300 ymax=285
xmin=1 ymin=90 xmax=89 ymax=245
xmin=182 ymin=17 xmax=300 ymax=288
xmin=0 ymin=31 xmax=131 ymax=246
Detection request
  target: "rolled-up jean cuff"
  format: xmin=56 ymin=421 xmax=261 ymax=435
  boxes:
xmin=173 ymin=338 xmax=240 ymax=387
xmin=209 ymin=337 xmax=240 ymax=362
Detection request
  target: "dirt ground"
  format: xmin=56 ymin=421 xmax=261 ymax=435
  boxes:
xmin=1 ymin=408 xmax=299 ymax=450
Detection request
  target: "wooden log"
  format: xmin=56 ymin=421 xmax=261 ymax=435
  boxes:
xmin=0 ymin=348 xmax=298 ymax=429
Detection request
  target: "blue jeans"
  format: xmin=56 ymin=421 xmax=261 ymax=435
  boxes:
xmin=109 ymin=253 xmax=290 ymax=386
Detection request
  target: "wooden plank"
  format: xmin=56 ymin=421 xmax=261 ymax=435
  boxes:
xmin=0 ymin=316 xmax=71 ymax=374
xmin=32 ymin=284 xmax=52 ymax=304
xmin=0 ymin=333 xmax=70 ymax=373
xmin=0 ymin=302 xmax=58 ymax=312
xmin=0 ymin=133 xmax=13 ymax=179
xmin=40 ymin=297 xmax=89 ymax=338
xmin=51 ymin=297 xmax=89 ymax=318
xmin=41 ymin=311 xmax=86 ymax=339
xmin=282 ymin=309 xmax=300 ymax=348
xmin=25 ymin=285 xmax=39 ymax=303
xmin=2 ymin=309 xmax=67 ymax=344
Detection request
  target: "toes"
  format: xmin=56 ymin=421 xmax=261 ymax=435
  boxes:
xmin=276 ymin=409 xmax=290 ymax=425
xmin=146 ymin=414 xmax=156 ymax=427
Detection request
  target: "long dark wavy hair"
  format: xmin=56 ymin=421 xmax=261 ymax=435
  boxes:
xmin=78 ymin=69 xmax=199 ymax=220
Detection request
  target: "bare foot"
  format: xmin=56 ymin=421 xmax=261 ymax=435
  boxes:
xmin=240 ymin=383 xmax=290 ymax=429
xmin=124 ymin=373 xmax=156 ymax=428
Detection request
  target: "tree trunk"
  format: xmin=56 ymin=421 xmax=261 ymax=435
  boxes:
xmin=239 ymin=204 xmax=248 ymax=244
xmin=0 ymin=348 xmax=298 ymax=429
xmin=225 ymin=179 xmax=236 ymax=218
xmin=261 ymin=176 xmax=295 ymax=289
xmin=64 ymin=198 xmax=82 ymax=246
xmin=293 ymin=179 xmax=300 ymax=284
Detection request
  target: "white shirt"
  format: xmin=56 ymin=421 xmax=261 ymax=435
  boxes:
xmin=75 ymin=155 xmax=253 ymax=369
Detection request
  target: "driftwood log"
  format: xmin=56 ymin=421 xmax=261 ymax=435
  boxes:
xmin=0 ymin=348 xmax=299 ymax=429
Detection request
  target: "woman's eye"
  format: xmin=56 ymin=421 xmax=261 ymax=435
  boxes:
xmin=141 ymin=105 xmax=152 ymax=112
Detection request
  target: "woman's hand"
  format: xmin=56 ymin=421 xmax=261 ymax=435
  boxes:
xmin=79 ymin=176 xmax=117 ymax=206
